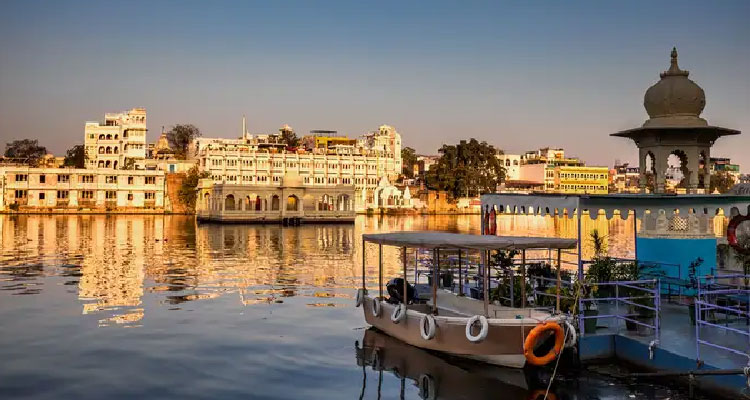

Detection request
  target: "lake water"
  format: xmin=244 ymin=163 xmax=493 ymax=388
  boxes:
xmin=0 ymin=214 xmax=700 ymax=399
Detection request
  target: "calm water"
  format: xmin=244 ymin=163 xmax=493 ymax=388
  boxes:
xmin=0 ymin=214 xmax=698 ymax=399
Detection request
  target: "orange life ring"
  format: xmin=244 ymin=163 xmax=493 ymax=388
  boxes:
xmin=527 ymin=389 xmax=557 ymax=400
xmin=523 ymin=322 xmax=565 ymax=366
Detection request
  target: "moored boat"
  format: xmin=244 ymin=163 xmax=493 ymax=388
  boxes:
xmin=356 ymin=232 xmax=578 ymax=368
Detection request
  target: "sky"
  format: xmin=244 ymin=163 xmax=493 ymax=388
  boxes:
xmin=0 ymin=1 xmax=748 ymax=171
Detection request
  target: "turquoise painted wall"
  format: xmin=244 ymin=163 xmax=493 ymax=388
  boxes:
xmin=636 ymin=237 xmax=716 ymax=281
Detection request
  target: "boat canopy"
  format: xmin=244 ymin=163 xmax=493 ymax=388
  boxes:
xmin=362 ymin=232 xmax=577 ymax=250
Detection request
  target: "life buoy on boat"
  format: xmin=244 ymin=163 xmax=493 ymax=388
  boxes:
xmin=418 ymin=374 xmax=437 ymax=400
xmin=563 ymin=320 xmax=577 ymax=348
xmin=355 ymin=288 xmax=366 ymax=307
xmin=523 ymin=322 xmax=565 ymax=366
xmin=420 ymin=314 xmax=436 ymax=340
xmin=465 ymin=315 xmax=489 ymax=343
xmin=391 ymin=303 xmax=407 ymax=324
xmin=526 ymin=389 xmax=557 ymax=400
xmin=370 ymin=298 xmax=381 ymax=317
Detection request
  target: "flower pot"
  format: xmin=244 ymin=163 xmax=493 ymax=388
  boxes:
xmin=635 ymin=315 xmax=654 ymax=336
xmin=583 ymin=309 xmax=598 ymax=334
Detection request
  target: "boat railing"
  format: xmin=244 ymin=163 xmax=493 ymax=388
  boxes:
xmin=695 ymin=274 xmax=750 ymax=363
xmin=578 ymin=279 xmax=661 ymax=339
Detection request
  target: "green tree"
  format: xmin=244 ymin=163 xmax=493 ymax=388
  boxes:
xmin=280 ymin=128 xmax=300 ymax=148
xmin=4 ymin=139 xmax=47 ymax=165
xmin=63 ymin=144 xmax=86 ymax=168
xmin=167 ymin=124 xmax=201 ymax=160
xmin=425 ymin=139 xmax=504 ymax=198
xmin=710 ymin=171 xmax=736 ymax=194
xmin=401 ymin=147 xmax=418 ymax=179
xmin=179 ymin=167 xmax=210 ymax=211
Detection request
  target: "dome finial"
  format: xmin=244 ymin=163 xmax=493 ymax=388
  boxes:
xmin=662 ymin=46 xmax=688 ymax=77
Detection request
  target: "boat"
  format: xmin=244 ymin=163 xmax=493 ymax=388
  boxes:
xmin=356 ymin=232 xmax=578 ymax=369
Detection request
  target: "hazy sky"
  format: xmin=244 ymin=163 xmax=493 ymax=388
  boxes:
xmin=1 ymin=1 xmax=748 ymax=171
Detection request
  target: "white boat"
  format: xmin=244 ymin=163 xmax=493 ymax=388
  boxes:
xmin=356 ymin=232 xmax=578 ymax=368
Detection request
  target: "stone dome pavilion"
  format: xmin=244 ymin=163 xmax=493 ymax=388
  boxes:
xmin=611 ymin=48 xmax=740 ymax=194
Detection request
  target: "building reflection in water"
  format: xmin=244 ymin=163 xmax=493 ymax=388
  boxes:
xmin=1 ymin=213 xmax=721 ymax=327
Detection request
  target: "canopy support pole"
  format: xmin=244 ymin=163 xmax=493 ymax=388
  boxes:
xmin=577 ymin=206 xmax=584 ymax=334
xmin=433 ymin=249 xmax=439 ymax=314
xmin=521 ymin=249 xmax=527 ymax=308
xmin=402 ymin=247 xmax=408 ymax=305
xmin=362 ymin=238 xmax=366 ymax=291
xmin=378 ymin=244 xmax=383 ymax=300
xmin=483 ymin=250 xmax=489 ymax=317
xmin=633 ymin=210 xmax=638 ymax=260
xmin=458 ymin=249 xmax=463 ymax=296
xmin=556 ymin=248 xmax=562 ymax=313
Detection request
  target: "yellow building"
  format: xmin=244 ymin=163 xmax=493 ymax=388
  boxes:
xmin=554 ymin=166 xmax=609 ymax=194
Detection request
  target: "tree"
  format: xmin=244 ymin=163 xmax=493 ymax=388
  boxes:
xmin=424 ymin=139 xmax=505 ymax=198
xmin=401 ymin=147 xmax=418 ymax=179
xmin=280 ymin=128 xmax=299 ymax=148
xmin=167 ymin=124 xmax=201 ymax=160
xmin=178 ymin=167 xmax=210 ymax=211
xmin=4 ymin=139 xmax=47 ymax=165
xmin=710 ymin=171 xmax=736 ymax=194
xmin=63 ymin=144 xmax=86 ymax=168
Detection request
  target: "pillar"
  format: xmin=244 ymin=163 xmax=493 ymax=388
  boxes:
xmin=686 ymin=147 xmax=700 ymax=194
xmin=638 ymin=148 xmax=648 ymax=193
xmin=654 ymin=148 xmax=668 ymax=194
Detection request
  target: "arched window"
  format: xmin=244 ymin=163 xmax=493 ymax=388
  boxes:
xmin=98 ymin=147 xmax=104 ymax=154
xmin=286 ymin=195 xmax=298 ymax=211
xmin=271 ymin=195 xmax=280 ymax=211
xmin=203 ymin=193 xmax=210 ymax=209
xmin=114 ymin=134 xmax=118 ymax=139
xmin=337 ymin=194 xmax=350 ymax=211
xmin=113 ymin=161 xmax=118 ymax=169
xmin=106 ymin=134 xmax=112 ymax=140
xmin=98 ymin=161 xmax=104 ymax=168
xmin=113 ymin=146 xmax=118 ymax=153
xmin=99 ymin=134 xmax=105 ymax=140
xmin=106 ymin=146 xmax=112 ymax=154
xmin=225 ymin=194 xmax=235 ymax=211
xmin=105 ymin=160 xmax=111 ymax=168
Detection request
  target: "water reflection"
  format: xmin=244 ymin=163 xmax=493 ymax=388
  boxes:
xmin=356 ymin=328 xmax=538 ymax=399
xmin=0 ymin=213 xmax=648 ymax=327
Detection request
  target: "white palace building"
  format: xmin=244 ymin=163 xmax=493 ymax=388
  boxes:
xmin=189 ymin=121 xmax=405 ymax=211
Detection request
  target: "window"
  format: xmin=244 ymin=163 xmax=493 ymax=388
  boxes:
xmin=145 ymin=192 xmax=156 ymax=200
xmin=56 ymin=190 xmax=69 ymax=199
xmin=105 ymin=191 xmax=117 ymax=200
xmin=39 ymin=193 xmax=45 ymax=200
xmin=128 ymin=176 xmax=134 ymax=185
xmin=127 ymin=193 xmax=134 ymax=201
xmin=80 ymin=190 xmax=94 ymax=199
xmin=14 ymin=190 xmax=27 ymax=198
xmin=58 ymin=175 xmax=70 ymax=183
xmin=39 ymin=175 xmax=46 ymax=184
xmin=15 ymin=174 xmax=28 ymax=182
xmin=106 ymin=176 xmax=117 ymax=184
xmin=80 ymin=175 xmax=94 ymax=183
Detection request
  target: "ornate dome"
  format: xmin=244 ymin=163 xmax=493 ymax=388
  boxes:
xmin=643 ymin=48 xmax=707 ymax=127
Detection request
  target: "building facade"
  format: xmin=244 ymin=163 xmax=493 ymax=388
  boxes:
xmin=498 ymin=147 xmax=607 ymax=194
xmin=0 ymin=166 xmax=166 ymax=212
xmin=553 ymin=166 xmax=609 ymax=194
xmin=190 ymin=124 xmax=403 ymax=211
xmin=84 ymin=108 xmax=148 ymax=169
xmin=196 ymin=173 xmax=355 ymax=223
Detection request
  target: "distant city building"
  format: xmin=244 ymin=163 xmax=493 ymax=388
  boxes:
xmin=189 ymin=121 xmax=404 ymax=211
xmin=610 ymin=162 xmax=640 ymax=193
xmin=0 ymin=166 xmax=166 ymax=211
xmin=84 ymin=108 xmax=148 ymax=169
xmin=707 ymin=157 xmax=741 ymax=181
xmin=196 ymin=173 xmax=355 ymax=223
xmin=497 ymin=147 xmax=606 ymax=194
